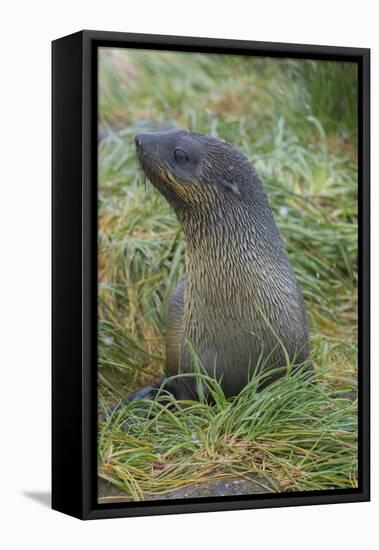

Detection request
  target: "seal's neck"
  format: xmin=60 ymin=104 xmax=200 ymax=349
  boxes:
xmin=178 ymin=198 xmax=288 ymax=313
xmin=179 ymin=192 xmax=282 ymax=260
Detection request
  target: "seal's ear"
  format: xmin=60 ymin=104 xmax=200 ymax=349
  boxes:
xmin=220 ymin=180 xmax=242 ymax=198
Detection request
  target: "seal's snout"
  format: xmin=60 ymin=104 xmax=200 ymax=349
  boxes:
xmin=135 ymin=135 xmax=142 ymax=149
xmin=135 ymin=133 xmax=160 ymax=162
xmin=135 ymin=132 xmax=157 ymax=152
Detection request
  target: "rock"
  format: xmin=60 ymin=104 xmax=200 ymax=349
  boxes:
xmin=97 ymin=473 xmax=275 ymax=503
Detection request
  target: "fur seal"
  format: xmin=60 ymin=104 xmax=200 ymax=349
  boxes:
xmin=134 ymin=129 xmax=310 ymax=400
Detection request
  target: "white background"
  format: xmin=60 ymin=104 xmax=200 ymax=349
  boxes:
xmin=1 ymin=1 xmax=376 ymax=548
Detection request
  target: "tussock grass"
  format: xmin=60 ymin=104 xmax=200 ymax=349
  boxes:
xmin=98 ymin=49 xmax=358 ymax=499
xmin=98 ymin=365 xmax=357 ymax=501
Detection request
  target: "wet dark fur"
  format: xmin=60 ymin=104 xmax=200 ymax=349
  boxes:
xmin=134 ymin=129 xmax=310 ymax=400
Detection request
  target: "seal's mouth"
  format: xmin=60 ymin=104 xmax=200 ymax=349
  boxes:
xmin=135 ymin=133 xmax=151 ymax=175
xmin=135 ymin=133 xmax=163 ymax=183
xmin=135 ymin=134 xmax=150 ymax=191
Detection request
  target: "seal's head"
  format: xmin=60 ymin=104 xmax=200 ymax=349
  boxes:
xmin=135 ymin=129 xmax=258 ymax=213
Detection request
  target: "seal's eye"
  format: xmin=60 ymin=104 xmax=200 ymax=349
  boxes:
xmin=174 ymin=148 xmax=189 ymax=165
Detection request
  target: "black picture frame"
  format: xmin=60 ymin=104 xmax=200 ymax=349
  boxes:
xmin=52 ymin=30 xmax=370 ymax=520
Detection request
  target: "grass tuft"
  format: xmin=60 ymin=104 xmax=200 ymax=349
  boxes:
xmin=98 ymin=365 xmax=357 ymax=501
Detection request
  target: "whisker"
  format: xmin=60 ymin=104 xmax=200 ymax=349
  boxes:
xmin=135 ymin=149 xmax=149 ymax=197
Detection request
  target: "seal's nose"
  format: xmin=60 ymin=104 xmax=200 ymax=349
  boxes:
xmin=135 ymin=134 xmax=142 ymax=149
xmin=135 ymin=132 xmax=161 ymax=154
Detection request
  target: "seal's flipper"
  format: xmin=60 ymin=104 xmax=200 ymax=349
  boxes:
xmin=127 ymin=376 xmax=174 ymax=402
